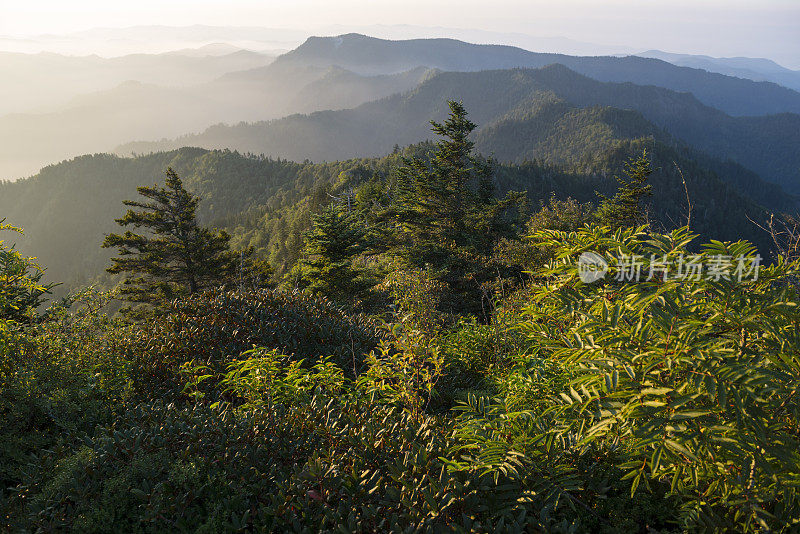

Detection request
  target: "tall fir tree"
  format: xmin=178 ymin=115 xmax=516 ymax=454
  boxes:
xmin=388 ymin=101 xmax=496 ymax=263
xmin=299 ymin=203 xmax=373 ymax=303
xmin=595 ymin=151 xmax=654 ymax=229
xmin=102 ymin=168 xmax=240 ymax=308
xmin=382 ymin=101 xmax=526 ymax=317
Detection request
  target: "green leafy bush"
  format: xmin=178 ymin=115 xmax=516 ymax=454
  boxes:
xmin=8 ymin=212 xmax=800 ymax=532
xmin=119 ymin=288 xmax=382 ymax=396
xmin=10 ymin=395 xmax=480 ymax=532
xmin=0 ymin=219 xmax=53 ymax=325
xmin=357 ymin=323 xmax=444 ymax=421
xmin=214 ymin=348 xmax=346 ymax=408
xmin=452 ymin=225 xmax=800 ymax=532
xmin=0 ymin=290 xmax=132 ymax=512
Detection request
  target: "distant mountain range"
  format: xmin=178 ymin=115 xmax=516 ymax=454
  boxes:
xmin=0 ymin=25 xmax=309 ymax=57
xmin=119 ymin=64 xmax=800 ymax=195
xmin=0 ymin=55 xmax=431 ymax=180
xmin=3 ymin=33 xmax=800 ymax=184
xmin=638 ymin=50 xmax=800 ymax=92
xmin=274 ymin=34 xmax=800 ymax=117
xmin=0 ymin=48 xmax=276 ymax=115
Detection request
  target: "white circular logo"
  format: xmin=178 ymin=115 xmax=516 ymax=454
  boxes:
xmin=578 ymin=251 xmax=608 ymax=283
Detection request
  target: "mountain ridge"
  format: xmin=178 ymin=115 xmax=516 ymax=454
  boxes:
xmin=0 ymin=141 xmax=784 ymax=296
xmin=274 ymin=33 xmax=800 ymax=117
xmin=637 ymin=50 xmax=800 ymax=91
xmin=116 ymin=64 xmax=800 ymax=194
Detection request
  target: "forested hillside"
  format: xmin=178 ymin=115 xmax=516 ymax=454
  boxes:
xmin=0 ymin=149 xmax=303 ymax=290
xmin=0 ymin=129 xmax=788 ymax=296
xmin=4 ymin=102 xmax=800 ymax=532
xmin=275 ymin=34 xmax=800 ymax=116
xmin=120 ymin=65 xmax=800 ymax=193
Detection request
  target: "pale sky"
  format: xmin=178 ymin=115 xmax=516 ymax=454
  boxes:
xmin=1 ymin=0 xmax=798 ymax=67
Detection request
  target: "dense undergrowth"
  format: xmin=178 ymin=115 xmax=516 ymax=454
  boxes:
xmin=3 ymin=225 xmax=800 ymax=532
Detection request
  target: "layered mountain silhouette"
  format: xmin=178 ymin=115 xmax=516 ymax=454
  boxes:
xmin=119 ymin=65 xmax=800 ymax=194
xmin=637 ymin=50 xmax=800 ymax=92
xmin=275 ymin=34 xmax=800 ymax=116
xmin=0 ymin=48 xmax=276 ymax=115
xmin=0 ymin=60 xmax=430 ymax=180
xmin=4 ymin=33 xmax=800 ymax=182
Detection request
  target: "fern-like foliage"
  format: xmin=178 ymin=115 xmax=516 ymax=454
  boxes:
xmin=451 ymin=225 xmax=800 ymax=532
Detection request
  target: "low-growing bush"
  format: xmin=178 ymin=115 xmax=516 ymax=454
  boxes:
xmin=10 ymin=396 xmax=469 ymax=532
xmin=117 ymin=288 xmax=382 ymax=395
xmin=7 ymin=221 xmax=800 ymax=532
xmin=1 ymin=290 xmax=132 ymax=514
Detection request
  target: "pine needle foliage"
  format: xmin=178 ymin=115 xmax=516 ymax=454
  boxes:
xmin=595 ymin=151 xmax=654 ymax=229
xmin=382 ymin=101 xmax=527 ymax=317
xmin=299 ymin=203 xmax=374 ymax=303
xmin=102 ymin=168 xmax=239 ymax=308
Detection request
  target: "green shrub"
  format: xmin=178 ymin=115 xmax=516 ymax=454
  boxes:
xmin=11 ymin=397 xmax=460 ymax=532
xmin=0 ymin=219 xmax=54 ymax=325
xmin=452 ymin=225 xmax=800 ymax=532
xmin=118 ymin=288 xmax=382 ymax=396
xmin=357 ymin=323 xmax=444 ymax=422
xmin=9 ymin=221 xmax=800 ymax=532
xmin=212 ymin=348 xmax=346 ymax=408
xmin=0 ymin=290 xmax=132 ymax=515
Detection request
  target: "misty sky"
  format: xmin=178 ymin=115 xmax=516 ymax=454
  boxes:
xmin=1 ymin=0 xmax=798 ymax=67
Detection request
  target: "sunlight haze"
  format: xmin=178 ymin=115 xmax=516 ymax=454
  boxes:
xmin=3 ymin=2 xmax=800 ymax=529
xmin=1 ymin=0 xmax=798 ymax=67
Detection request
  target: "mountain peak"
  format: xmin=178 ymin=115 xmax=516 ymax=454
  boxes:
xmin=294 ymin=33 xmax=377 ymax=51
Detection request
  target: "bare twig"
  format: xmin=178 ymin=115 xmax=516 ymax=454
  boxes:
xmin=748 ymin=212 xmax=800 ymax=263
xmin=674 ymin=162 xmax=692 ymax=230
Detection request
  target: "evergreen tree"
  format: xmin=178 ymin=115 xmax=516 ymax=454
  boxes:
xmin=102 ymin=168 xmax=239 ymax=307
xmin=389 ymin=101 xmax=495 ymax=261
xmin=235 ymin=255 xmax=276 ymax=291
xmin=382 ymin=101 xmax=526 ymax=317
xmin=299 ymin=203 xmax=373 ymax=303
xmin=595 ymin=151 xmax=653 ymax=229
